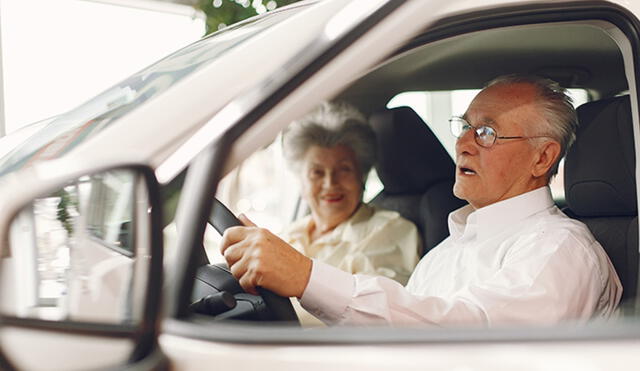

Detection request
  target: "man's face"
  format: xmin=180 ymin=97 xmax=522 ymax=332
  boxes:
xmin=453 ymin=83 xmax=549 ymax=209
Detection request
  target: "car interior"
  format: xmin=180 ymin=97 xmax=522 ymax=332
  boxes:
xmin=362 ymin=85 xmax=638 ymax=318
xmin=336 ymin=20 xmax=638 ymax=317
xmin=369 ymin=106 xmax=466 ymax=256
xmin=564 ymin=95 xmax=638 ymax=313
xmin=189 ymin=17 xmax=639 ymax=324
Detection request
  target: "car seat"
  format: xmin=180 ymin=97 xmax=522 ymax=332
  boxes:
xmin=369 ymin=106 xmax=466 ymax=257
xmin=564 ymin=95 xmax=638 ymax=312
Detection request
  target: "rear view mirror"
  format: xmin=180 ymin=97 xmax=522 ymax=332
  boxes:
xmin=0 ymin=166 xmax=164 ymax=371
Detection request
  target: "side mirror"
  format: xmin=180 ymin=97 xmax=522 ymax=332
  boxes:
xmin=0 ymin=166 xmax=165 ymax=371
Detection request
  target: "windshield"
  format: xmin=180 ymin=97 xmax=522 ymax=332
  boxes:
xmin=0 ymin=7 xmax=304 ymax=177
xmin=0 ymin=117 xmax=55 ymax=161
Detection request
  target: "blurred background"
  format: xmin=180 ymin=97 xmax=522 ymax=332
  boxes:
xmin=0 ymin=0 xmax=302 ymax=137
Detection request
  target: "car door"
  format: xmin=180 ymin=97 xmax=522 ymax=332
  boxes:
xmin=160 ymin=0 xmax=640 ymax=370
xmin=0 ymin=1 xmax=417 ymax=369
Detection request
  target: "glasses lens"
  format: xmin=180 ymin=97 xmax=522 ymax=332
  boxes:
xmin=450 ymin=117 xmax=467 ymax=138
xmin=475 ymin=126 xmax=496 ymax=147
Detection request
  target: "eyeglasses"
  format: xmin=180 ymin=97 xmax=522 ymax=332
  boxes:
xmin=449 ymin=116 xmax=551 ymax=148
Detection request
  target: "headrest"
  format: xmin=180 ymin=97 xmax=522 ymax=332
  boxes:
xmin=565 ymin=95 xmax=637 ymax=216
xmin=370 ymin=106 xmax=455 ymax=194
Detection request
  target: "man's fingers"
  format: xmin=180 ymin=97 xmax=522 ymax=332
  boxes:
xmin=227 ymin=251 xmax=252 ymax=290
xmin=238 ymin=274 xmax=259 ymax=295
xmin=228 ymin=254 xmax=258 ymax=295
xmin=234 ymin=260 xmax=259 ymax=295
xmin=220 ymin=225 xmax=252 ymax=255
xmin=222 ymin=242 xmax=244 ymax=266
xmin=228 ymin=252 xmax=248 ymax=277
xmin=238 ymin=213 xmax=257 ymax=227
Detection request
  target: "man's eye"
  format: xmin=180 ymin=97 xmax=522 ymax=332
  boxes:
xmin=478 ymin=126 xmax=495 ymax=137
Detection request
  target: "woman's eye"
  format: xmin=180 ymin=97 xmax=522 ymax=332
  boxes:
xmin=338 ymin=165 xmax=354 ymax=173
xmin=309 ymin=169 xmax=324 ymax=179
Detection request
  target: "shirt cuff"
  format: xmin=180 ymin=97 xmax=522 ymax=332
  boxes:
xmin=300 ymin=259 xmax=354 ymax=323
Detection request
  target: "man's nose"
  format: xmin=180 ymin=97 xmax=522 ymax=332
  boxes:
xmin=455 ymin=128 xmax=478 ymax=155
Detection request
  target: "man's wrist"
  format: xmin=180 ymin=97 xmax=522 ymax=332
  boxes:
xmin=295 ymin=256 xmax=313 ymax=298
xmin=299 ymin=260 xmax=354 ymax=323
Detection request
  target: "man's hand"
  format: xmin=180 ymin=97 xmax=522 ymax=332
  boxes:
xmin=220 ymin=215 xmax=312 ymax=298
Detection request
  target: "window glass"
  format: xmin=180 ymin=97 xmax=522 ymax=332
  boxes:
xmin=179 ymin=11 xmax=634 ymax=334
xmin=0 ymin=117 xmax=54 ymax=163
xmin=195 ymin=137 xmax=299 ymax=263
xmin=83 ymin=172 xmax=135 ymax=254
xmin=188 ymin=135 xmax=385 ymax=265
xmin=217 ymin=136 xmax=298 ymax=234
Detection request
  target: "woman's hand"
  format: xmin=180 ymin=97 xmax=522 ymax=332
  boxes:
xmin=220 ymin=214 xmax=312 ymax=298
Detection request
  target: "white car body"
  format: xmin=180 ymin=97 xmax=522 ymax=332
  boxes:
xmin=0 ymin=0 xmax=639 ymax=370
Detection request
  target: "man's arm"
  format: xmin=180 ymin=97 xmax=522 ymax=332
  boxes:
xmin=221 ymin=219 xmax=614 ymax=326
xmin=301 ymin=233 xmax=615 ymax=326
xmin=219 ymin=219 xmax=486 ymax=325
xmin=299 ymin=260 xmax=488 ymax=326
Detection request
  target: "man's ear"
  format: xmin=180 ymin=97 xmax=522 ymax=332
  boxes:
xmin=531 ymin=140 xmax=561 ymax=178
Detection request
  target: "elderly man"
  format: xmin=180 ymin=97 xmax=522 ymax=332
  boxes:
xmin=221 ymin=74 xmax=622 ymax=326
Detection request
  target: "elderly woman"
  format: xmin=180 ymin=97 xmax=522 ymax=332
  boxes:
xmin=281 ymin=102 xmax=420 ymax=285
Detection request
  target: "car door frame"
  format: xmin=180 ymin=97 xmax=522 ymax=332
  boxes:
xmin=165 ymin=0 xmax=640 ymax=343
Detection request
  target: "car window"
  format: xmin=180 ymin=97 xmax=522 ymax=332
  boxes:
xmin=215 ymin=84 xmax=591 ymax=263
xmin=176 ymin=3 xmax=638 ymax=345
xmin=186 ymin=136 xmax=298 ymax=264
xmin=173 ymin=132 xmax=385 ymax=265
xmin=83 ymin=171 xmax=136 ymax=255
xmin=217 ymin=136 xmax=299 ymax=234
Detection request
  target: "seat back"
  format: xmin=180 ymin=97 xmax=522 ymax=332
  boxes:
xmin=369 ymin=106 xmax=466 ymax=256
xmin=564 ymin=95 xmax=638 ymax=306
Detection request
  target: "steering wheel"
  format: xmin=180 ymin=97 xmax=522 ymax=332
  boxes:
xmin=194 ymin=198 xmax=299 ymax=324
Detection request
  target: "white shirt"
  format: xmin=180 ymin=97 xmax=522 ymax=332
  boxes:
xmin=300 ymin=187 xmax=622 ymax=327
xmin=282 ymin=203 xmax=420 ymax=285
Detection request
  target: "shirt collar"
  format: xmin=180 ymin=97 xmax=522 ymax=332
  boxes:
xmin=448 ymin=186 xmax=555 ymax=242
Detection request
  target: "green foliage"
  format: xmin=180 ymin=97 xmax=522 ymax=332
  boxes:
xmin=54 ymin=189 xmax=77 ymax=237
xmin=196 ymin=0 xmax=302 ymax=35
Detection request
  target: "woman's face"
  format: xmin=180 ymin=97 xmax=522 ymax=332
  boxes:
xmin=301 ymin=145 xmax=363 ymax=230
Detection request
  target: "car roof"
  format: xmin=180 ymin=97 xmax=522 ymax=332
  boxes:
xmin=340 ymin=20 xmax=626 ymax=114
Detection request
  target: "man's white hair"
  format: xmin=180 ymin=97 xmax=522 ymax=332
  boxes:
xmin=487 ymin=74 xmax=578 ymax=178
